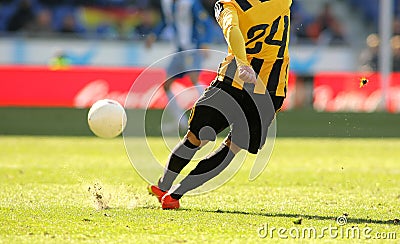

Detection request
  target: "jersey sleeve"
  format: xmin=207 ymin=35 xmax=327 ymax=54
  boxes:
xmin=215 ymin=2 xmax=249 ymax=66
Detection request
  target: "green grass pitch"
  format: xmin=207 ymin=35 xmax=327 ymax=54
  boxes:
xmin=0 ymin=136 xmax=399 ymax=243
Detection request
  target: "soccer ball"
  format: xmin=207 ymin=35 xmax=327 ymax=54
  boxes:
xmin=87 ymin=99 xmax=127 ymax=138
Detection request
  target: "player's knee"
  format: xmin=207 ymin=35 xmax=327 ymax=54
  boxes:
xmin=186 ymin=131 xmax=201 ymax=147
xmin=224 ymin=138 xmax=241 ymax=155
xmin=186 ymin=131 xmax=209 ymax=147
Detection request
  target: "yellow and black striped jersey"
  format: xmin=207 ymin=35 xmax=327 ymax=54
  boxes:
xmin=215 ymin=0 xmax=292 ymax=95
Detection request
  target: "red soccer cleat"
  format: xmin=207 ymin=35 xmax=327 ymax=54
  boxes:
xmin=148 ymin=185 xmax=167 ymax=202
xmin=161 ymin=195 xmax=180 ymax=210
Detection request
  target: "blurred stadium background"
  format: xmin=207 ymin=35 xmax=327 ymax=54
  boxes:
xmin=1 ymin=0 xmax=400 ymax=137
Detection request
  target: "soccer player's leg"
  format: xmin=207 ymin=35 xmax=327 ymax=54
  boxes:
xmin=164 ymin=56 xmax=188 ymax=129
xmin=149 ymin=131 xmax=201 ymax=204
xmin=165 ymin=136 xmax=238 ymax=203
xmin=163 ymin=89 xmax=273 ymax=204
xmin=149 ymin=129 xmax=207 ymax=204
xmin=150 ymin=56 xmax=200 ymax=202
xmin=187 ymin=50 xmax=204 ymax=95
xmin=155 ymin=86 xmax=226 ymax=208
xmin=163 ymin=86 xmax=234 ymax=206
xmin=162 ymin=136 xmax=241 ymax=210
xmin=157 ymin=131 xmax=203 ymax=191
xmin=188 ymin=71 xmax=203 ymax=95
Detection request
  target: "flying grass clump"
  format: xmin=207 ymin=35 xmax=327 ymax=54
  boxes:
xmin=88 ymin=182 xmax=111 ymax=210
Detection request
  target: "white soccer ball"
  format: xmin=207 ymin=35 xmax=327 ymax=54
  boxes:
xmin=87 ymin=99 xmax=127 ymax=138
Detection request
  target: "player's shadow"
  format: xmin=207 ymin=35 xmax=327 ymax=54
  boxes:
xmin=198 ymin=209 xmax=399 ymax=226
xmin=138 ymin=205 xmax=398 ymax=225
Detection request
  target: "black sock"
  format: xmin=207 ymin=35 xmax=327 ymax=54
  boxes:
xmin=170 ymin=144 xmax=235 ymax=199
xmin=158 ymin=139 xmax=199 ymax=192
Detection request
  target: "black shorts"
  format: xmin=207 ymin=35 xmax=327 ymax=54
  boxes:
xmin=188 ymin=81 xmax=284 ymax=154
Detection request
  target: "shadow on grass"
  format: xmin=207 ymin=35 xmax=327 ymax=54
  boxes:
xmin=138 ymin=205 xmax=399 ymax=225
xmin=198 ymin=209 xmax=400 ymax=226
